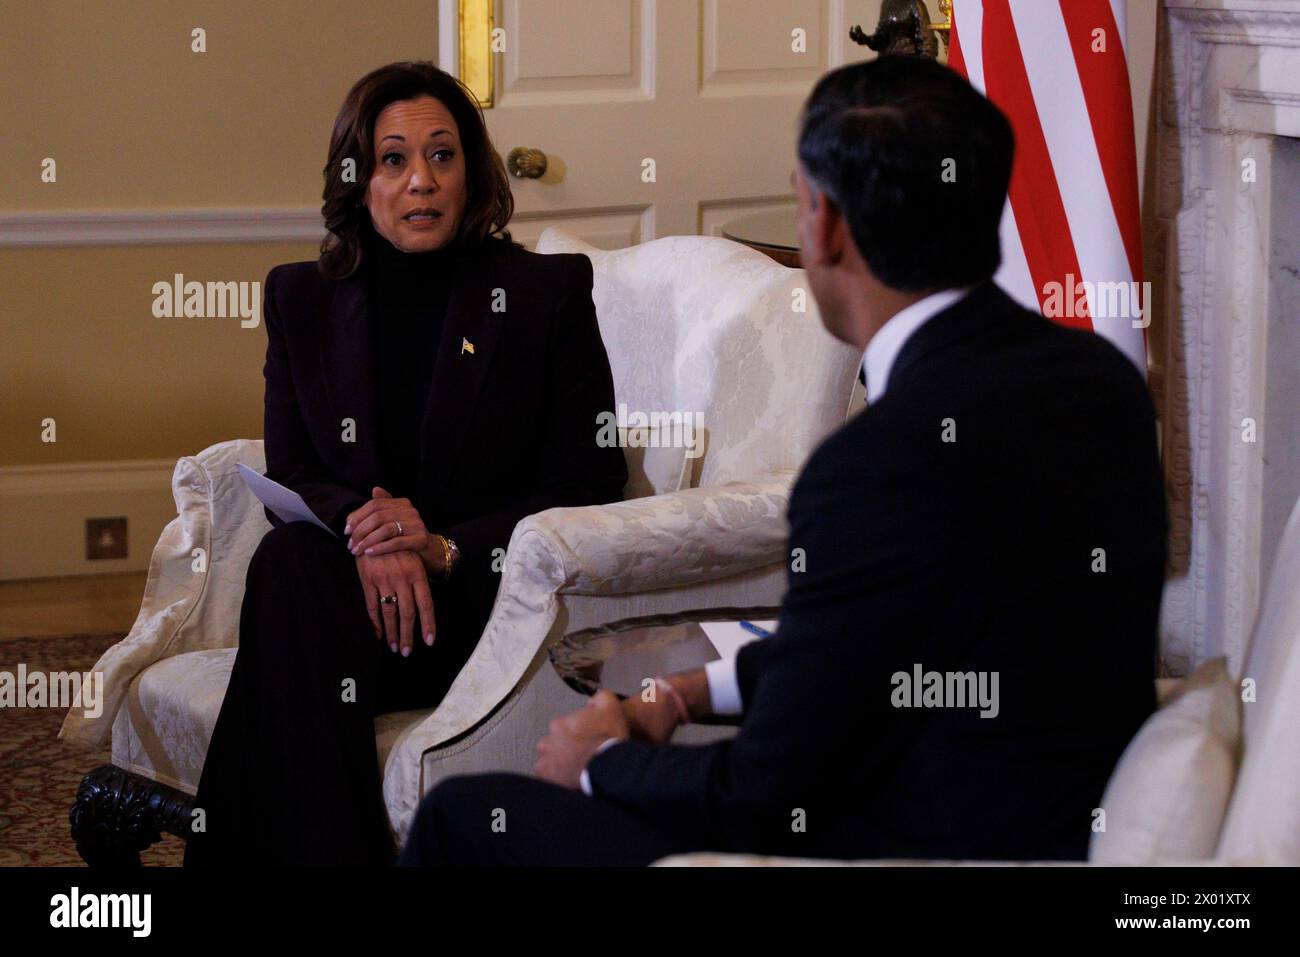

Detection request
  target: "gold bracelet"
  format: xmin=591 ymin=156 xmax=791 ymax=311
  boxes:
xmin=438 ymin=534 xmax=458 ymax=581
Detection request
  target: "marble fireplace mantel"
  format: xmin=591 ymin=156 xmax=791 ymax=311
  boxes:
xmin=1156 ymin=0 xmax=1300 ymax=674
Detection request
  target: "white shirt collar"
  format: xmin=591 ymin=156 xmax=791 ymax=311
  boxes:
xmin=862 ymin=287 xmax=972 ymax=403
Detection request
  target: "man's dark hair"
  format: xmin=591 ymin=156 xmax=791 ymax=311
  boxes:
xmin=797 ymin=55 xmax=1014 ymax=292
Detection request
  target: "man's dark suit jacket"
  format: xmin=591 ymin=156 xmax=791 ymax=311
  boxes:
xmin=260 ymin=237 xmax=627 ymax=620
xmin=587 ymin=282 xmax=1167 ymax=861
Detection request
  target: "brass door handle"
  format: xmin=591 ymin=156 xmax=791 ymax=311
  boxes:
xmin=507 ymin=147 xmax=548 ymax=179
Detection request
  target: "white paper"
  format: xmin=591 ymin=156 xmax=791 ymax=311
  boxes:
xmin=699 ymin=619 xmax=777 ymax=660
xmin=237 ymin=463 xmax=337 ymax=537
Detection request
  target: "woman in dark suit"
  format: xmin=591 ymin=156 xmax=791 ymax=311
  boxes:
xmin=184 ymin=61 xmax=626 ymax=866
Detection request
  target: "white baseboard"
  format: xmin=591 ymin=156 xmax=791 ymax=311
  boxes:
xmin=0 ymin=459 xmax=178 ymax=580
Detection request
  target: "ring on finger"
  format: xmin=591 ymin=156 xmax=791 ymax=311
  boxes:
xmin=394 ymin=520 xmax=404 ymax=537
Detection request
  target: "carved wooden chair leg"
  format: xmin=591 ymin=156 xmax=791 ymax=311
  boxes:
xmin=70 ymin=764 xmax=196 ymax=867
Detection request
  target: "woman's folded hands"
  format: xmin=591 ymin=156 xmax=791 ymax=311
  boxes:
xmin=345 ymin=486 xmax=444 ymax=655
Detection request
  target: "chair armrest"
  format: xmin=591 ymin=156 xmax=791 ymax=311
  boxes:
xmin=523 ymin=469 xmax=797 ymax=596
xmin=60 ymin=438 xmax=269 ymax=750
xmin=380 ymin=471 xmax=796 ymax=836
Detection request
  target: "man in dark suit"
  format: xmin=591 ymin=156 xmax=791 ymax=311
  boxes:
xmin=399 ymin=55 xmax=1167 ymax=866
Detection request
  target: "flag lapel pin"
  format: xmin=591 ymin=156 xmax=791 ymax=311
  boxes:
xmin=461 ymin=337 xmax=475 ymax=355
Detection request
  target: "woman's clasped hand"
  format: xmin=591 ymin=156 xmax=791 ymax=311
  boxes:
xmin=345 ymin=485 xmax=441 ymax=655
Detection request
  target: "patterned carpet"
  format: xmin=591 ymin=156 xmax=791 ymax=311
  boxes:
xmin=0 ymin=633 xmax=185 ymax=866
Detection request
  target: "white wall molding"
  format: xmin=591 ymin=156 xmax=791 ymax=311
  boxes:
xmin=0 ymin=459 xmax=179 ymax=580
xmin=0 ymin=207 xmax=325 ymax=248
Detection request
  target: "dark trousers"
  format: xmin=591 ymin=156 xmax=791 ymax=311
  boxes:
xmin=184 ymin=521 xmax=487 ymax=867
xmin=398 ymin=773 xmax=699 ymax=866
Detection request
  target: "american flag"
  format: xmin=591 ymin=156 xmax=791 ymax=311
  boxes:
xmin=949 ymin=0 xmax=1147 ymax=371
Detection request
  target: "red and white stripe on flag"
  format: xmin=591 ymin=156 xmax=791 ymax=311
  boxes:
xmin=949 ymin=0 xmax=1147 ymax=372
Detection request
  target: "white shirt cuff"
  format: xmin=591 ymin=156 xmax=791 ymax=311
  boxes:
xmin=579 ymin=737 xmax=623 ymax=797
xmin=705 ymin=656 xmax=744 ymax=715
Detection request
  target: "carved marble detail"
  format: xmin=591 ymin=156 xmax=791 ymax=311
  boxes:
xmin=1155 ymin=1 xmax=1300 ymax=674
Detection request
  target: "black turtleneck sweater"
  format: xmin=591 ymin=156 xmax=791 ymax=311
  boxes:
xmin=361 ymin=227 xmax=456 ymax=504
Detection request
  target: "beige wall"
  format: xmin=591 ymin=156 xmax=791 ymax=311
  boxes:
xmin=1 ymin=0 xmax=1162 ymax=469
xmin=1 ymin=1 xmax=440 ymax=210
xmin=2 ymin=241 xmax=314 ymax=464
xmin=1 ymin=1 xmax=439 ymax=467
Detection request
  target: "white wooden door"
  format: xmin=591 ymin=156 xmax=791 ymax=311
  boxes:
xmin=440 ymin=0 xmax=879 ymax=249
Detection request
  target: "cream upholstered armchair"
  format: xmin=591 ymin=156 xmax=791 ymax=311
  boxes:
xmin=60 ymin=228 xmax=861 ymax=864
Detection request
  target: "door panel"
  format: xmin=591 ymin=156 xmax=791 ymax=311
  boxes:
xmin=442 ymin=0 xmax=879 ymax=248
xmin=503 ymin=0 xmax=648 ymax=102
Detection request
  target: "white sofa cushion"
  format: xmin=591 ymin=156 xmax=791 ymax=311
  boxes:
xmin=1088 ymin=657 xmax=1241 ymax=864
xmin=1216 ymin=495 xmax=1300 ymax=865
xmin=620 ymin=425 xmax=692 ymax=499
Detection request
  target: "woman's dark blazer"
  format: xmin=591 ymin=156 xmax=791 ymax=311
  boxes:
xmin=258 ymin=235 xmax=628 ymax=619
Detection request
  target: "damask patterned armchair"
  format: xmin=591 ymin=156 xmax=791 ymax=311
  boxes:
xmin=59 ymin=228 xmax=861 ymax=863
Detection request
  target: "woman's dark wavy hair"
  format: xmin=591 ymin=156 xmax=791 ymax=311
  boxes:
xmin=318 ymin=61 xmax=515 ymax=279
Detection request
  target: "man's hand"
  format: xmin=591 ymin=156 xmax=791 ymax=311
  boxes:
xmin=622 ymin=683 xmax=684 ymax=745
xmin=534 ymin=690 xmax=630 ymax=790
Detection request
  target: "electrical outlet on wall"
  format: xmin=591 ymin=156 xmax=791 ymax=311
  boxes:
xmin=86 ymin=517 xmax=128 ymax=560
